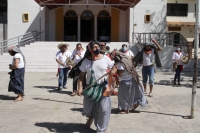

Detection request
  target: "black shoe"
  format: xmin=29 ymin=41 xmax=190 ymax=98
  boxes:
xmin=178 ymin=83 xmax=181 ymax=85
xmin=174 ymin=82 xmax=176 ymax=85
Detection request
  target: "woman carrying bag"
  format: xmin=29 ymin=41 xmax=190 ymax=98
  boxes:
xmin=68 ymin=40 xmax=115 ymax=133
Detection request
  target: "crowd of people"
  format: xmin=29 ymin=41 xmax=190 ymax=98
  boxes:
xmin=6 ymin=39 xmax=189 ymax=133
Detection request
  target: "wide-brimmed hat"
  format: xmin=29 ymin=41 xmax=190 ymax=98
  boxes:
xmin=57 ymin=43 xmax=70 ymax=49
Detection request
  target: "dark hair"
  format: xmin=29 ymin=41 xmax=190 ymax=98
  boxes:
xmin=68 ymin=39 xmax=100 ymax=78
xmin=106 ymin=46 xmax=110 ymax=50
xmin=9 ymin=50 xmax=18 ymax=56
xmin=122 ymin=44 xmax=127 ymax=47
xmin=76 ymin=43 xmax=82 ymax=47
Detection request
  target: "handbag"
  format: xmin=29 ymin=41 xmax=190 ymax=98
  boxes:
xmin=82 ymin=84 xmax=104 ymax=102
xmin=82 ymin=73 xmax=109 ymax=102
xmin=173 ymin=62 xmax=177 ymax=70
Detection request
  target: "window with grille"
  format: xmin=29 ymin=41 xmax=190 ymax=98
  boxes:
xmin=167 ymin=4 xmax=188 ymax=16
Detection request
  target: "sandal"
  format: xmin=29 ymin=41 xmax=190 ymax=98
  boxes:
xmin=132 ymin=104 xmax=139 ymax=111
xmin=85 ymin=118 xmax=93 ymax=129
xmin=149 ymin=93 xmax=153 ymax=97
xmin=14 ymin=97 xmax=23 ymax=102
xmin=118 ymin=110 xmax=129 ymax=114
xmin=71 ymin=92 xmax=77 ymax=96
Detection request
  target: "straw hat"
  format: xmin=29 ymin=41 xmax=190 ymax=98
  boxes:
xmin=57 ymin=43 xmax=70 ymax=49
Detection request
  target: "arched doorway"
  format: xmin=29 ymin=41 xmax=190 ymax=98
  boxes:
xmin=81 ymin=10 xmax=94 ymax=41
xmin=64 ymin=10 xmax=78 ymax=41
xmin=97 ymin=10 xmax=111 ymax=42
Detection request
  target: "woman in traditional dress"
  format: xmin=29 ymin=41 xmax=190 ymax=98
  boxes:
xmin=108 ymin=49 xmax=148 ymax=114
xmin=8 ymin=46 xmax=25 ymax=101
xmin=68 ymin=40 xmax=114 ymax=133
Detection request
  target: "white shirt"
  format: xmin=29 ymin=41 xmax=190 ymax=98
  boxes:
xmin=117 ymin=63 xmax=132 ymax=81
xmin=172 ymin=52 xmax=183 ymax=65
xmin=12 ymin=53 xmax=25 ymax=69
xmin=143 ymin=49 xmax=155 ymax=66
xmin=55 ymin=50 xmax=72 ymax=68
xmin=71 ymin=49 xmax=85 ymax=64
xmin=125 ymin=50 xmax=134 ymax=58
xmin=79 ymin=55 xmax=113 ymax=85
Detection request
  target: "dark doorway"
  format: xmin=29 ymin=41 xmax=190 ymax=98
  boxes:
xmin=97 ymin=10 xmax=111 ymax=42
xmin=81 ymin=10 xmax=94 ymax=41
xmin=64 ymin=10 xmax=78 ymax=41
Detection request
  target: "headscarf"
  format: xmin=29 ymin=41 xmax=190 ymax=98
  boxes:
xmin=8 ymin=46 xmax=26 ymax=65
xmin=110 ymin=49 xmax=140 ymax=84
xmin=68 ymin=40 xmax=101 ymax=78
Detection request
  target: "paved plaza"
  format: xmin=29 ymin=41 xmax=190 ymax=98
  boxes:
xmin=0 ymin=71 xmax=200 ymax=133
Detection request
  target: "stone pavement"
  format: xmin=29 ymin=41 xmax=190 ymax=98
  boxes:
xmin=0 ymin=71 xmax=200 ymax=133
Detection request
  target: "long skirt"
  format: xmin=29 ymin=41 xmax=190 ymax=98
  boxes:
xmin=118 ymin=78 xmax=148 ymax=110
xmin=8 ymin=67 xmax=25 ymax=94
xmin=83 ymin=96 xmax=111 ymax=133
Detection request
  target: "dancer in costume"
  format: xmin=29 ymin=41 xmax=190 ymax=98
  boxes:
xmin=55 ymin=43 xmax=71 ymax=90
xmin=108 ymin=50 xmax=148 ymax=114
xmin=133 ymin=39 xmax=162 ymax=97
xmin=68 ymin=40 xmax=115 ymax=133
xmin=8 ymin=46 xmax=25 ymax=102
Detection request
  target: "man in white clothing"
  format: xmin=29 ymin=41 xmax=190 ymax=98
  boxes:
xmin=55 ymin=43 xmax=72 ymax=90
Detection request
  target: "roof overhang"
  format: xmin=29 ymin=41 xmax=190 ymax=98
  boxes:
xmin=35 ymin=0 xmax=141 ymax=11
xmin=167 ymin=21 xmax=195 ymax=26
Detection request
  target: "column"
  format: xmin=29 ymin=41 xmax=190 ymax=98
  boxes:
xmin=78 ymin=14 xmax=81 ymax=41
xmin=94 ymin=14 xmax=97 ymax=40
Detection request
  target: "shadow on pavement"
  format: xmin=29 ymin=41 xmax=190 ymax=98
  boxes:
xmin=33 ymin=98 xmax=83 ymax=105
xmin=34 ymin=86 xmax=72 ymax=95
xmin=35 ymin=122 xmax=95 ymax=133
xmin=34 ymin=86 xmax=57 ymax=89
xmin=139 ymin=110 xmax=184 ymax=117
xmin=71 ymin=108 xmax=83 ymax=112
xmin=154 ymin=80 xmax=197 ymax=88
xmin=0 ymin=95 xmax=15 ymax=100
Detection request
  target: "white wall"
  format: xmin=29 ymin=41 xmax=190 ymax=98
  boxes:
xmin=133 ymin=0 xmax=167 ymax=33
xmin=167 ymin=0 xmax=196 ymax=22
xmin=7 ymin=0 xmax=45 ymax=40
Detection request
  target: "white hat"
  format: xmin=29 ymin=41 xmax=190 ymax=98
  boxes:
xmin=57 ymin=43 xmax=70 ymax=49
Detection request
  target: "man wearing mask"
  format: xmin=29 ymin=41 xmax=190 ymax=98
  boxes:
xmin=120 ymin=44 xmax=134 ymax=59
xmin=69 ymin=40 xmax=114 ymax=133
xmin=55 ymin=43 xmax=72 ymax=90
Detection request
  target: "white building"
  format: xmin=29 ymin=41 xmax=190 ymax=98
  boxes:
xmin=3 ymin=0 xmax=167 ymax=43
xmin=167 ymin=0 xmax=196 ymax=45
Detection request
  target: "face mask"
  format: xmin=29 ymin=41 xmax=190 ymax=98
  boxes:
xmin=122 ymin=47 xmax=126 ymax=51
xmin=93 ymin=49 xmax=100 ymax=55
xmin=177 ymin=48 xmax=181 ymax=51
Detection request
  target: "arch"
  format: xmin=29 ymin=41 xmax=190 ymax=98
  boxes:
xmin=98 ymin=10 xmax=110 ymax=18
xmin=65 ymin=10 xmax=77 ymax=18
xmin=64 ymin=10 xmax=78 ymax=41
xmin=97 ymin=10 xmax=111 ymax=42
xmin=81 ymin=10 xmax=94 ymax=41
xmin=81 ymin=10 xmax=94 ymax=18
